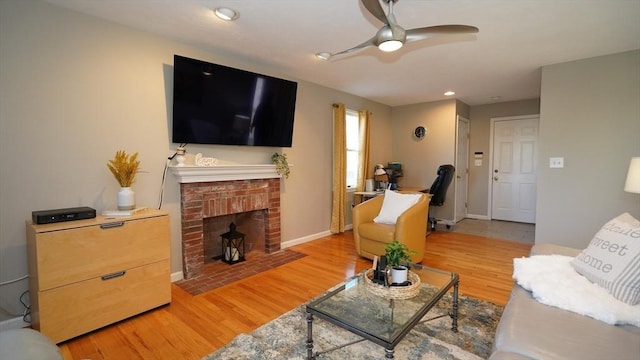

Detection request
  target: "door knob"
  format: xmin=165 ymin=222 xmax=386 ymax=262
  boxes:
xmin=494 ymin=176 xmax=499 ymax=181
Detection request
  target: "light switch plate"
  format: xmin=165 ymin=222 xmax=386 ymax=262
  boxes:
xmin=549 ymin=157 xmax=564 ymax=168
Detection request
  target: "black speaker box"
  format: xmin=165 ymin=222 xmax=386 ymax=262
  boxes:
xmin=32 ymin=206 xmax=96 ymax=224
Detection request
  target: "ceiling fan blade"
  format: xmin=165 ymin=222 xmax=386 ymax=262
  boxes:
xmin=331 ymin=36 xmax=377 ymax=58
xmin=361 ymin=0 xmax=389 ymax=24
xmin=406 ymin=25 xmax=479 ymax=43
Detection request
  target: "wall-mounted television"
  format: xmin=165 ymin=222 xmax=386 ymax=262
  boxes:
xmin=172 ymin=55 xmax=297 ymax=147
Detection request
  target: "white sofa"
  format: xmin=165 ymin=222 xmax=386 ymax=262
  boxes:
xmin=0 ymin=328 xmax=62 ymax=360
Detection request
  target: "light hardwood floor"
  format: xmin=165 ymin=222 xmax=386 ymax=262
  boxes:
xmin=59 ymin=231 xmax=532 ymax=360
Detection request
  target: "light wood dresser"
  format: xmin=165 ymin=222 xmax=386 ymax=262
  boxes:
xmin=26 ymin=209 xmax=171 ymax=343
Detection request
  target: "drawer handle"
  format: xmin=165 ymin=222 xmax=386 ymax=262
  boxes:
xmin=100 ymin=222 xmax=125 ymax=229
xmin=101 ymin=271 xmax=126 ymax=281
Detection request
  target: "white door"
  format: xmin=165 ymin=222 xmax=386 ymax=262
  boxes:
xmin=491 ymin=115 xmax=539 ymax=223
xmin=455 ymin=116 xmax=469 ymax=223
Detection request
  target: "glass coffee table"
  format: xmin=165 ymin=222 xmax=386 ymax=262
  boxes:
xmin=305 ymin=264 xmax=459 ymax=359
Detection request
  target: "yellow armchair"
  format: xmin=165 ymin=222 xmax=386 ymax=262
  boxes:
xmin=352 ymin=192 xmax=429 ymax=263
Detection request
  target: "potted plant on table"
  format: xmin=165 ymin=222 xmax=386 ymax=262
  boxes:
xmin=384 ymin=240 xmax=416 ymax=285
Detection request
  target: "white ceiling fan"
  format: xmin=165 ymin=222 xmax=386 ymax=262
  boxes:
xmin=316 ymin=0 xmax=479 ymax=60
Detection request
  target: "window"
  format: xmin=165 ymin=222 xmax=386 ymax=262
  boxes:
xmin=345 ymin=109 xmax=360 ymax=189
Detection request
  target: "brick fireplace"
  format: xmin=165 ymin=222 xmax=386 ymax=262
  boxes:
xmin=170 ymin=163 xmax=282 ymax=279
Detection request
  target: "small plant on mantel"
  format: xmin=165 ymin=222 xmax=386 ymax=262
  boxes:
xmin=384 ymin=240 xmax=416 ymax=268
xmin=106 ymin=150 xmax=140 ymax=187
xmin=271 ymin=152 xmax=290 ymax=179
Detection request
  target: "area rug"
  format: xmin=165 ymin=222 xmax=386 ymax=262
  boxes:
xmin=203 ymin=289 xmax=502 ymax=359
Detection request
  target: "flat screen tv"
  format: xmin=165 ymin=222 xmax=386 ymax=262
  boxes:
xmin=172 ymin=55 xmax=297 ymax=147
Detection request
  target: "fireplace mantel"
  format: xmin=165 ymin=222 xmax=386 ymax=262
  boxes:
xmin=169 ymin=164 xmax=281 ymax=183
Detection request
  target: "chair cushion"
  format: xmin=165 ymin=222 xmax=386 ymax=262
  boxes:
xmin=373 ymin=190 xmax=422 ymax=224
xmin=570 ymin=213 xmax=640 ymax=305
xmin=359 ymin=222 xmax=395 ymax=242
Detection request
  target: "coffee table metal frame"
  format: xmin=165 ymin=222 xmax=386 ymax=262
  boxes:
xmin=305 ymin=264 xmax=459 ymax=359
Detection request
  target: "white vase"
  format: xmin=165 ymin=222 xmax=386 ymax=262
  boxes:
xmin=117 ymin=187 xmax=136 ymax=210
xmin=390 ymin=266 xmax=408 ymax=284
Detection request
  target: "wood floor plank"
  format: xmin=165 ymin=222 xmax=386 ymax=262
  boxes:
xmin=58 ymin=230 xmax=532 ymax=360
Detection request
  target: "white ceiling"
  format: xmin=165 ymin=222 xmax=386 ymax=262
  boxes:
xmin=43 ymin=0 xmax=640 ymax=106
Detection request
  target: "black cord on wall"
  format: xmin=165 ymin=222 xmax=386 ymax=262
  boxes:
xmin=157 ymin=143 xmax=187 ymax=210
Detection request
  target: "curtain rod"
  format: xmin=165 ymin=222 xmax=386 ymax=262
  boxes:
xmin=332 ymin=103 xmax=374 ymax=115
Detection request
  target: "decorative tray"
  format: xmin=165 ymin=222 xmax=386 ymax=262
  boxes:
xmin=364 ymin=268 xmax=421 ymax=300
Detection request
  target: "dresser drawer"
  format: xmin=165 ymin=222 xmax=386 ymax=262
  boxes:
xmin=35 ymin=259 xmax=170 ymax=343
xmin=34 ymin=215 xmax=169 ymax=291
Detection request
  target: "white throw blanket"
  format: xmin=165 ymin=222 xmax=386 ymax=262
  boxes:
xmin=513 ymin=255 xmax=640 ymax=326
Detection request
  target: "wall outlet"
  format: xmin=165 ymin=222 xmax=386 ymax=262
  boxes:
xmin=549 ymin=157 xmax=564 ymax=168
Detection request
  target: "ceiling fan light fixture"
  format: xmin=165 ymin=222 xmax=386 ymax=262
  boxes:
xmin=214 ymin=7 xmax=239 ymax=21
xmin=378 ymin=40 xmax=403 ymax=52
xmin=375 ymin=24 xmax=405 ymax=52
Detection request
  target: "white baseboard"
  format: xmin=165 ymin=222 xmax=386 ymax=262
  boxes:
xmin=171 ymin=271 xmax=184 ymax=283
xmin=281 ymin=230 xmax=333 ymax=248
xmin=0 ymin=316 xmax=29 ymax=331
xmin=465 ymin=214 xmax=491 ymax=220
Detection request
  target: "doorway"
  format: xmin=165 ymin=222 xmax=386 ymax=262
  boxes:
xmin=490 ymin=115 xmax=539 ymax=223
xmin=455 ymin=116 xmax=469 ymax=223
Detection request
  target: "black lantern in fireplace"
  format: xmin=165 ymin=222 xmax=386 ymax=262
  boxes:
xmin=220 ymin=222 xmax=245 ymax=264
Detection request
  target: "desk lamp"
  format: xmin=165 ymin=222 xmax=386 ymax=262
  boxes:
xmin=374 ymin=165 xmax=388 ymax=191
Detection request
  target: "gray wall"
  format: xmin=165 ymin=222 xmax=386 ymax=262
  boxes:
xmin=391 ymin=99 xmax=459 ymax=223
xmin=468 ymin=99 xmax=541 ymax=217
xmin=536 ymin=50 xmax=640 ymax=247
xmin=0 ymin=0 xmax=392 ymax=316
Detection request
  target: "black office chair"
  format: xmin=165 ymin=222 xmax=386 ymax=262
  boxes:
xmin=421 ymin=164 xmax=455 ymax=231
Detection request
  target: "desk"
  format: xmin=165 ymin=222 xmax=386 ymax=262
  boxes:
xmin=353 ymin=191 xmax=384 ymax=205
xmin=353 ymin=187 xmax=429 ymax=205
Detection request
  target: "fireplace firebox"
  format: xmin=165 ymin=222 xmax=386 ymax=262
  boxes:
xmin=179 ymin=178 xmax=281 ymax=279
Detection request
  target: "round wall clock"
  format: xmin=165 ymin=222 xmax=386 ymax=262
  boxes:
xmin=414 ymin=126 xmax=426 ymax=139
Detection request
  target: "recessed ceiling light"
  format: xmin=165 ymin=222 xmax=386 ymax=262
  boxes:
xmin=214 ymin=7 xmax=239 ymax=21
xmin=444 ymin=91 xmax=455 ymax=96
xmin=491 ymin=96 xmax=502 ymax=101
